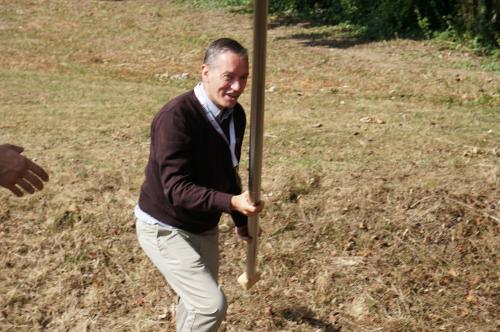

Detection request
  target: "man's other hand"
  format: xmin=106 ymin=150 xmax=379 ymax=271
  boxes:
xmin=235 ymin=224 xmax=262 ymax=243
xmin=0 ymin=144 xmax=49 ymax=197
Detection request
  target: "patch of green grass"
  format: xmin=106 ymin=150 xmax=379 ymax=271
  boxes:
xmin=480 ymin=61 xmax=500 ymax=71
xmin=64 ymin=253 xmax=89 ymax=264
xmin=455 ymin=60 xmax=477 ymax=70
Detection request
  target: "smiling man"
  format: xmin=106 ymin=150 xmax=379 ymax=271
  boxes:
xmin=135 ymin=38 xmax=264 ymax=331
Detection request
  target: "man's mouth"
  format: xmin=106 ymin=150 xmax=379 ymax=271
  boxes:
xmin=225 ymin=92 xmax=239 ymax=100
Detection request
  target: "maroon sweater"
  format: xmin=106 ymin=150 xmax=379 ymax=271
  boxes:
xmin=138 ymin=90 xmax=247 ymax=233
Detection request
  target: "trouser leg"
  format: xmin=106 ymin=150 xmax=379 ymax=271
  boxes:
xmin=177 ymin=226 xmax=221 ymax=331
xmin=136 ymin=220 xmax=227 ymax=332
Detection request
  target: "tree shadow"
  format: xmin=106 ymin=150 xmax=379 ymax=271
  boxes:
xmin=227 ymin=4 xmax=254 ymax=15
xmin=277 ymin=31 xmax=373 ymax=49
xmin=279 ymin=306 xmax=341 ymax=332
xmin=229 ymin=8 xmax=376 ymax=49
xmin=269 ymin=16 xmax=375 ymax=49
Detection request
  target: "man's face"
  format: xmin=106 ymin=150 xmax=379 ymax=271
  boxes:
xmin=201 ymin=51 xmax=249 ymax=110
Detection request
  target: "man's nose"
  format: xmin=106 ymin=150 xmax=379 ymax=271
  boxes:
xmin=231 ymin=79 xmax=245 ymax=92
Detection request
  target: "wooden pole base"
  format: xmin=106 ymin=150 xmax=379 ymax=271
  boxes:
xmin=237 ymin=272 xmax=261 ymax=290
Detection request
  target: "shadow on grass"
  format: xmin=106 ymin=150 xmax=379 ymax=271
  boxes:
xmin=280 ymin=306 xmax=341 ymax=332
xmin=269 ymin=16 xmax=375 ymax=49
xmin=228 ymin=5 xmax=375 ymax=49
xmin=278 ymin=31 xmax=373 ymax=49
xmin=227 ymin=4 xmax=253 ymax=15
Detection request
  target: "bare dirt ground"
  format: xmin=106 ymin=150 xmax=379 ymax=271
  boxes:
xmin=0 ymin=1 xmax=499 ymax=331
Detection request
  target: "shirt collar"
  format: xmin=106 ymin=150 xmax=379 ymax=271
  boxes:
xmin=194 ymin=82 xmax=233 ymax=123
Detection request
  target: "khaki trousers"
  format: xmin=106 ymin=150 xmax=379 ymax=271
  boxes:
xmin=136 ymin=220 xmax=227 ymax=332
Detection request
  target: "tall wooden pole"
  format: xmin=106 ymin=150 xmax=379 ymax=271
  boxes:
xmin=238 ymin=0 xmax=268 ymax=290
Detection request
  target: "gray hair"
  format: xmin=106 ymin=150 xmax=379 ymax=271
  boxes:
xmin=203 ymin=38 xmax=248 ymax=65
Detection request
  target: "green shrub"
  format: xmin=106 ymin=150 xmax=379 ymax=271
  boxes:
xmin=183 ymin=0 xmax=499 ymax=48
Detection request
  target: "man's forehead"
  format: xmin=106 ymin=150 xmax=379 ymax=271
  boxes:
xmin=210 ymin=51 xmax=248 ymax=67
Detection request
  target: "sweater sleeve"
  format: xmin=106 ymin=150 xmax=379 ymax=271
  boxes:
xmin=153 ymin=109 xmax=233 ymax=213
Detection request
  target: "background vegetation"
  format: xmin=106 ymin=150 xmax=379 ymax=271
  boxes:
xmin=193 ymin=0 xmax=500 ymax=50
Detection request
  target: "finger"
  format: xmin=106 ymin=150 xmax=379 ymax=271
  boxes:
xmin=16 ymin=178 xmax=35 ymax=194
xmin=236 ymin=227 xmax=248 ymax=236
xmin=236 ymin=232 xmax=251 ymax=242
xmin=239 ymin=235 xmax=251 ymax=243
xmin=235 ymin=227 xmax=251 ymax=240
xmin=246 ymin=207 xmax=260 ymax=216
xmin=6 ymin=184 xmax=24 ymax=197
xmin=254 ymin=200 xmax=265 ymax=210
xmin=239 ymin=233 xmax=251 ymax=240
xmin=4 ymin=144 xmax=24 ymax=153
xmin=27 ymin=160 xmax=49 ymax=181
xmin=24 ymin=171 xmax=44 ymax=190
xmin=239 ymin=230 xmax=252 ymax=240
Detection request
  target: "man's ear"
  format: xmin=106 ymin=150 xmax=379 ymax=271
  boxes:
xmin=201 ymin=64 xmax=209 ymax=82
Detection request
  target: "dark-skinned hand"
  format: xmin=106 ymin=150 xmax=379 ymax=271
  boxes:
xmin=0 ymin=144 xmax=49 ymax=197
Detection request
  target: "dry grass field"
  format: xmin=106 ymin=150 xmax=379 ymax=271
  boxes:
xmin=1 ymin=0 xmax=499 ymax=331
